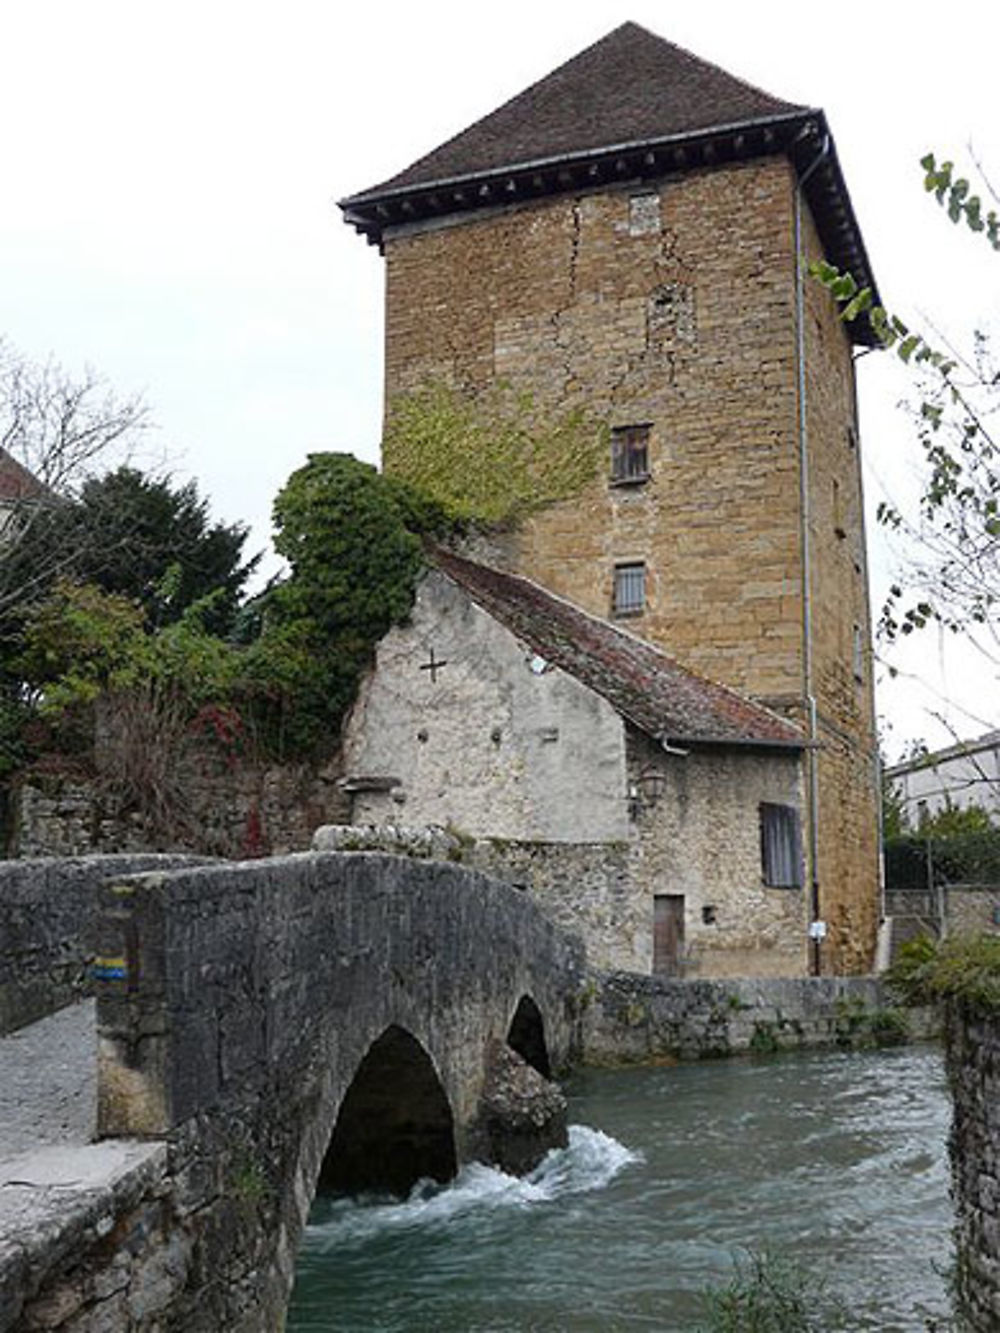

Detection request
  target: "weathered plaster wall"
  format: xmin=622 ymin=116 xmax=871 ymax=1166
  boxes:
xmin=0 ymin=854 xmax=208 ymax=1035
xmin=10 ymin=759 xmax=348 ymax=861
xmin=943 ymin=1001 xmax=1000 ymax=1331
xmin=315 ymin=778 xmax=811 ymax=981
xmin=380 ymin=159 xmax=879 ymax=974
xmin=342 ymin=569 xmax=629 ymax=842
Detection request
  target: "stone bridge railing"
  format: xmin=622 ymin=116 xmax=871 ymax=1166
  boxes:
xmin=0 ymin=854 xmax=209 ymax=1035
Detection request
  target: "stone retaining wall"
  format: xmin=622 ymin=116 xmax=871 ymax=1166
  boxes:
xmin=581 ymin=973 xmax=937 ymax=1062
xmin=948 ymin=886 xmax=1000 ymax=935
xmin=10 ymin=760 xmax=348 ymax=861
xmin=0 ymin=855 xmax=208 ymax=1035
xmin=944 ymin=1001 xmax=1000 ymax=1332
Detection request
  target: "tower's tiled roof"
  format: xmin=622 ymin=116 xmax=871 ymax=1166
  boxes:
xmin=363 ymin=23 xmax=802 ymax=195
xmin=433 ymin=549 xmax=804 ymax=751
xmin=341 ymin=23 xmax=880 ymax=344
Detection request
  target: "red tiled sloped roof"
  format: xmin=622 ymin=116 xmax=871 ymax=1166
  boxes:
xmin=433 ymin=549 xmax=803 ymax=751
xmin=0 ymin=449 xmax=47 ymax=502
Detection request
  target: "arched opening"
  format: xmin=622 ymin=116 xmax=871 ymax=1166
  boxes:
xmin=507 ymin=995 xmax=551 ymax=1079
xmin=317 ymin=1026 xmax=457 ymax=1198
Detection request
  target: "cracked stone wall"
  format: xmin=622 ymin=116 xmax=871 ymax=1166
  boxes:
xmin=380 ymin=158 xmax=878 ymax=973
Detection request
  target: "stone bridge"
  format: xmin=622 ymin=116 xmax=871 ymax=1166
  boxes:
xmin=0 ymin=853 xmax=584 ymax=1331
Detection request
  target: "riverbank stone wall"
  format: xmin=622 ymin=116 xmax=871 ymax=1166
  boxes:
xmin=582 ymin=973 xmax=937 ymax=1062
xmin=944 ymin=1001 xmax=1000 ymax=1332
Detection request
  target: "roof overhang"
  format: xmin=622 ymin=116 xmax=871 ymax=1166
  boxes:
xmin=341 ymin=109 xmax=880 ymax=347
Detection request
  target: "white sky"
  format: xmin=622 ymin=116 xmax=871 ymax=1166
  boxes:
xmin=2 ymin=0 xmax=998 ymax=759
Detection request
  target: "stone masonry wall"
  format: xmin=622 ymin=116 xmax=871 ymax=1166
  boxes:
xmin=627 ymin=729 xmax=807 ymax=978
xmin=801 ymin=204 xmax=881 ymax=975
xmin=0 ymin=854 xmax=208 ymax=1036
xmin=583 ymin=973 xmax=936 ymax=1064
xmin=384 ymin=162 xmax=804 ymax=704
xmin=85 ymin=852 xmax=583 ymax=1328
xmin=943 ymin=1001 xmax=1000 ymax=1331
xmin=947 ymin=887 xmax=1000 ymax=935
xmin=381 ymin=160 xmax=879 ymax=974
xmin=315 ymin=783 xmax=810 ymax=982
xmin=11 ymin=758 xmax=348 ymax=861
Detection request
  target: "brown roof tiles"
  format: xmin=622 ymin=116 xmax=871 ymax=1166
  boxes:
xmin=433 ymin=549 xmax=803 ymax=751
xmin=361 ymin=22 xmax=802 ymax=197
xmin=0 ymin=449 xmax=47 ymax=503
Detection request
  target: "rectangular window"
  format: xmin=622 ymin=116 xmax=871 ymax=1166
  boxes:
xmin=852 ymin=623 xmax=865 ymax=682
xmin=613 ymin=562 xmax=645 ymax=615
xmin=760 ymin=802 xmax=803 ymax=888
xmin=610 ymin=424 xmax=650 ymax=484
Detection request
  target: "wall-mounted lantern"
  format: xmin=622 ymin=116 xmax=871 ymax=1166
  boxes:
xmin=628 ymin=764 xmax=667 ymax=818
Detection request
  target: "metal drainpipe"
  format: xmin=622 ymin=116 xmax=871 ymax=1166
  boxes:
xmin=793 ymin=131 xmax=830 ymax=976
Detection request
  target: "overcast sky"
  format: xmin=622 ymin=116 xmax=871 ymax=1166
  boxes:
xmin=2 ymin=0 xmax=998 ymax=758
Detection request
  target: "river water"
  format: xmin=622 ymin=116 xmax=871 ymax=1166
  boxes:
xmin=288 ymin=1045 xmax=953 ymax=1332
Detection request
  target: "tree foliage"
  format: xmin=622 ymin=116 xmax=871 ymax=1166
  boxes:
xmin=263 ymin=452 xmax=451 ymax=750
xmin=8 ymin=453 xmax=451 ymax=787
xmin=38 ymin=466 xmax=258 ymax=633
xmin=0 ymin=339 xmax=149 ymax=620
xmin=812 ymin=153 xmax=1000 ymax=652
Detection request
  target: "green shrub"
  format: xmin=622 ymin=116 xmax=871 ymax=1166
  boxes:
xmin=698 ymin=1250 xmax=848 ymax=1332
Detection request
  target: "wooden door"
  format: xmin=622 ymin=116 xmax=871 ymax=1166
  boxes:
xmin=653 ymin=894 xmax=685 ymax=976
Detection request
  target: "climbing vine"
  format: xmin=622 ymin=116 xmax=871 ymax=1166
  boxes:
xmin=383 ymin=379 xmax=608 ymax=525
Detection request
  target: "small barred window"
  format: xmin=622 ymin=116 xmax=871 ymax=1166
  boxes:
xmin=613 ymin=562 xmax=646 ymax=616
xmin=610 ymin=424 xmax=650 ymax=484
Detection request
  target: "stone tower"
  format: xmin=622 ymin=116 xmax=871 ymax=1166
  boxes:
xmin=342 ymin=23 xmax=881 ymax=975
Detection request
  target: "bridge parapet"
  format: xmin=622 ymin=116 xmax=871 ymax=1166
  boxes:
xmin=0 ymin=853 xmax=209 ymax=1036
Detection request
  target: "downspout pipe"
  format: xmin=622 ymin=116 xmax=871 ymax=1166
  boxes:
xmin=794 ymin=132 xmax=830 ymax=976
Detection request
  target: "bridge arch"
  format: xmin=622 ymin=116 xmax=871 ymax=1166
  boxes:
xmin=507 ymin=994 xmax=552 ymax=1079
xmin=317 ymin=1024 xmax=457 ymax=1198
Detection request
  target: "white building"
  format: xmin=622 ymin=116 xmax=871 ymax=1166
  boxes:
xmin=886 ymin=732 xmax=1000 ymax=827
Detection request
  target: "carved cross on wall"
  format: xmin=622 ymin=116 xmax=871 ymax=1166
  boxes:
xmin=419 ymin=646 xmax=448 ymax=683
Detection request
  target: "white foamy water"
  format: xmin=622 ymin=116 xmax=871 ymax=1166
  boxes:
xmin=290 ymin=1048 xmax=954 ymax=1332
xmin=306 ymin=1124 xmax=639 ymax=1252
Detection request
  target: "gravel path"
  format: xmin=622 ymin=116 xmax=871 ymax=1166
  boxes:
xmin=0 ymin=1000 xmax=96 ymax=1162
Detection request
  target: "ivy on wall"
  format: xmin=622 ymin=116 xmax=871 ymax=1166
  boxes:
xmin=383 ymin=380 xmax=608 ymax=525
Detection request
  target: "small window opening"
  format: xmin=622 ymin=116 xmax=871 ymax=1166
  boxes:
xmin=613 ymin=562 xmax=646 ymax=616
xmin=852 ymin=623 xmax=865 ymax=682
xmin=610 ymin=424 xmax=651 ymax=485
xmin=833 ymin=478 xmax=846 ymax=539
xmin=760 ymin=803 xmax=803 ymax=888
